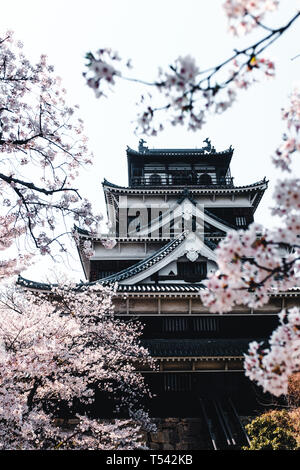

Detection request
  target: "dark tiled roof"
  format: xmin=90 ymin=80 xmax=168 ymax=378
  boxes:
xmin=17 ymin=275 xmax=205 ymax=293
xmin=102 ymin=178 xmax=268 ymax=193
xmin=17 ymin=275 xmax=300 ymax=298
xmin=126 ymin=143 xmax=234 ymax=158
xmin=17 ymin=276 xmax=53 ymax=291
xmin=118 ymin=284 xmax=205 ymax=293
xmin=142 ymin=338 xmax=265 ymax=357
xmin=73 ymin=225 xmax=90 ymax=236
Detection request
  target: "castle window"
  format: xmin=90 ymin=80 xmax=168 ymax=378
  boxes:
xmin=164 ymin=373 xmax=192 ymax=392
xmin=193 ymin=317 xmax=219 ymax=332
xmin=163 ymin=318 xmax=188 ymax=333
xmin=236 ymin=216 xmax=246 ymax=226
xmin=172 ymin=173 xmax=185 ymax=185
xmin=177 ymin=261 xmax=207 ymax=282
xmin=198 ymin=173 xmax=212 ymax=185
xmin=149 ymin=173 xmax=162 ymax=185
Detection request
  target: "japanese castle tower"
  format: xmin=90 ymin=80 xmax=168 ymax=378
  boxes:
xmin=18 ymin=139 xmax=300 ymax=448
xmin=75 ymin=139 xmax=285 ymax=412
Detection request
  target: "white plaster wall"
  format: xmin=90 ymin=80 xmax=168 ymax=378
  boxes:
xmin=92 ymin=241 xmax=161 ymax=259
xmin=122 ymin=193 xmax=254 ymax=209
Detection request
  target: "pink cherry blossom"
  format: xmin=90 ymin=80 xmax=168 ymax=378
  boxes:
xmin=244 ymin=307 xmax=300 ymax=396
xmin=223 ymin=0 xmax=279 ymax=35
xmin=0 ymin=32 xmax=103 ymax=272
xmin=0 ymin=283 xmax=155 ymax=449
xmin=272 ymin=85 xmax=300 ymax=172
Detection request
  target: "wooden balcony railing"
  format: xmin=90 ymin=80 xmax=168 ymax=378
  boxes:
xmin=131 ymin=175 xmax=234 ymax=187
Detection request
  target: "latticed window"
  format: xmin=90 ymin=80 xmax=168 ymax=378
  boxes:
xmin=177 ymin=261 xmax=207 ymax=282
xmin=193 ymin=317 xmax=219 ymax=332
xmin=164 ymin=373 xmax=192 ymax=392
xmin=163 ymin=318 xmax=188 ymax=332
xmin=236 ymin=216 xmax=246 ymax=226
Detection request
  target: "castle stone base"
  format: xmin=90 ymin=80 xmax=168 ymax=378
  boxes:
xmin=146 ymin=418 xmax=210 ymax=450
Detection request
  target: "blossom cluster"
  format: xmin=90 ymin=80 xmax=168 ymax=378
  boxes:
xmin=201 ymin=223 xmax=300 ymax=313
xmin=272 ymin=85 xmax=300 ymax=172
xmin=244 ymin=307 xmax=300 ymax=396
xmin=0 ymin=215 xmax=32 ymax=279
xmin=0 ymin=283 xmax=155 ymax=449
xmin=83 ymin=48 xmax=131 ymax=98
xmin=223 ymin=0 xmax=279 ymax=35
xmin=231 ymin=56 xmax=275 ymax=90
xmin=272 ymin=178 xmax=300 ymax=216
xmin=134 ymin=53 xmax=275 ymax=135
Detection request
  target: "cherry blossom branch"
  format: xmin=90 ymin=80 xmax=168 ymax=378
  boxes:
xmin=84 ymin=7 xmax=299 ymax=134
xmin=0 ymin=172 xmax=81 ymax=197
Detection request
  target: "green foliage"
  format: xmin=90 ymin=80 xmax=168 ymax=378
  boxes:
xmin=243 ymin=410 xmax=298 ymax=450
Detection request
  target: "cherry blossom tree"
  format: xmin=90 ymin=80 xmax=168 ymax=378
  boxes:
xmin=0 ymin=31 xmax=104 ymax=278
xmin=0 ymin=282 xmax=155 ymax=449
xmin=84 ymin=0 xmax=300 ymax=397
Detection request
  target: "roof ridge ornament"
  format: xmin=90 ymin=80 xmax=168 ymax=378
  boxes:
xmin=203 ymin=137 xmax=211 ymax=153
xmin=138 ymin=138 xmax=148 ymax=153
xmin=185 ymin=232 xmax=199 ymax=262
xmin=195 ymin=138 xmax=216 ymax=154
xmin=202 ymin=137 xmax=217 ymax=154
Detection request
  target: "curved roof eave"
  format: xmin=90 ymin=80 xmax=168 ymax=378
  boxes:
xmin=126 ymin=146 xmax=234 ymax=158
xmin=102 ymin=178 xmax=268 ymax=194
xmin=16 ymin=274 xmax=300 ymax=298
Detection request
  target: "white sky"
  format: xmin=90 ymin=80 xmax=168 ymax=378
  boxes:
xmin=2 ymin=0 xmax=300 ymax=282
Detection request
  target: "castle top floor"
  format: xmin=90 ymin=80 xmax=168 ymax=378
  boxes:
xmin=127 ymin=139 xmax=234 ymax=188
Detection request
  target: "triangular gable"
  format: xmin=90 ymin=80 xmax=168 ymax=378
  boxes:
xmin=121 ymin=232 xmax=216 ymax=285
xmin=97 ymin=232 xmax=216 ymax=286
xmin=130 ymin=197 xmax=233 ymax=237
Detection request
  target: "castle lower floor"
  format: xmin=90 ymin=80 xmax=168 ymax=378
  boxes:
xmin=143 ymin=371 xmax=272 ymax=417
xmin=142 ymin=371 xmax=276 ymax=450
